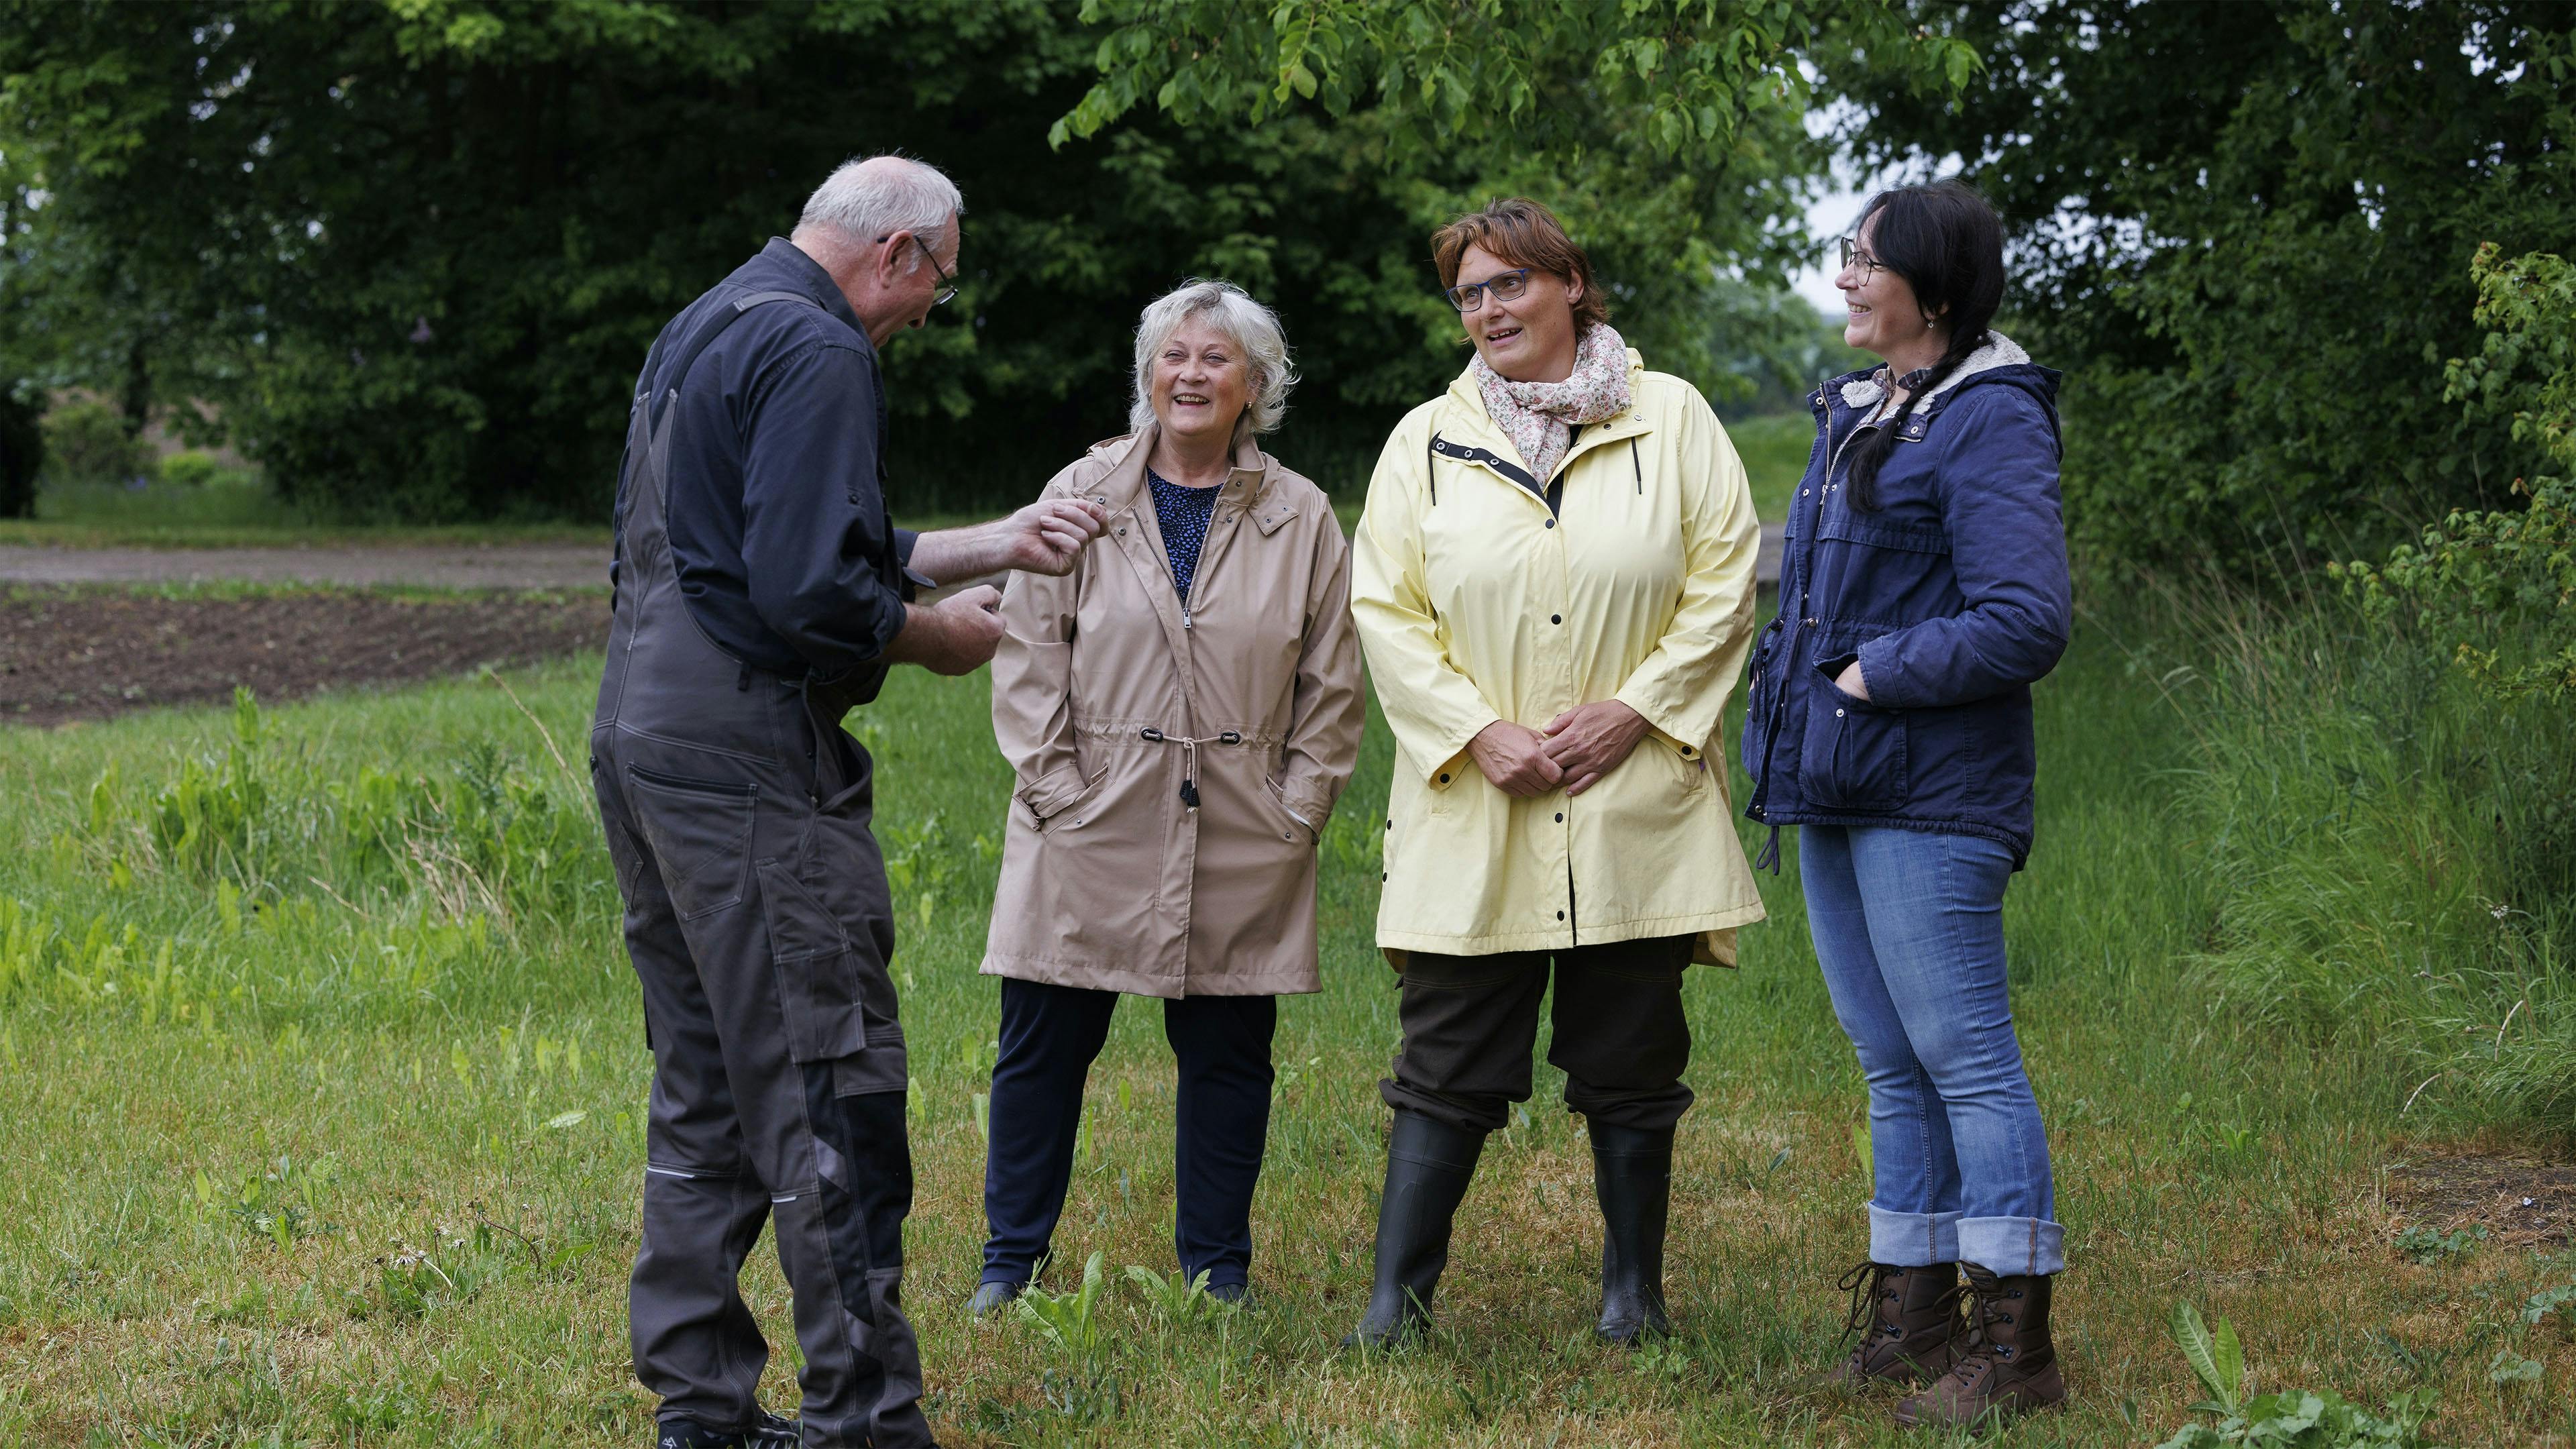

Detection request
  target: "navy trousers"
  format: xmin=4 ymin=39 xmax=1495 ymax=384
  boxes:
xmin=980 ymin=977 xmax=1277 ymax=1290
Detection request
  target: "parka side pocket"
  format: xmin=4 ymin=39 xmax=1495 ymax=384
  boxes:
xmin=755 ymin=859 xmax=868 ymax=1063
xmin=625 ymin=765 xmax=755 ymax=920
xmin=1799 ymin=655 xmax=1911 ymax=810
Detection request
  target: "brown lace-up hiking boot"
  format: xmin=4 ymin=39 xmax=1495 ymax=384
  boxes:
xmin=1893 ymin=1267 xmax=2065 ymax=1428
xmin=1828 ymin=1261 xmax=1964 ymax=1386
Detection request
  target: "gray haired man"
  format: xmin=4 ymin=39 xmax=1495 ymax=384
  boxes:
xmin=591 ymin=155 xmax=1104 ymax=1449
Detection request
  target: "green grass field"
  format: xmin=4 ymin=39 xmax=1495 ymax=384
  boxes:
xmin=0 ymin=623 xmax=2569 ymax=1446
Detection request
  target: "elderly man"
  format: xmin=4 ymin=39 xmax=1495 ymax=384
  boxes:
xmin=590 ymin=155 xmax=1104 ymax=1449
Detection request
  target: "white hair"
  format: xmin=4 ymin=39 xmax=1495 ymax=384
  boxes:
xmin=797 ymin=155 xmax=963 ymax=270
xmin=1129 ymin=279 xmax=1296 ymax=439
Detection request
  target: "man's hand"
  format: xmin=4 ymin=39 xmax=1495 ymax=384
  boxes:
xmin=995 ymin=497 xmax=1109 ymax=576
xmin=908 ymin=498 xmax=1109 ymax=584
xmin=1539 ymin=700 xmax=1652 ymax=797
xmin=883 ymin=586 xmax=1004 ymax=676
xmin=1833 ymin=660 xmax=1872 ymax=702
xmin=1466 ymin=720 xmax=1564 ymax=798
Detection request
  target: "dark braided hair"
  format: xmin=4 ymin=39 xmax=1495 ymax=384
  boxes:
xmin=1843 ymin=180 xmax=2006 ymax=512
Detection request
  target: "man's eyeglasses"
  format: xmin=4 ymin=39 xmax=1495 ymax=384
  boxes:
xmin=914 ymin=236 xmax=959 ymax=306
xmin=881 ymin=233 xmax=960 ymax=306
xmin=1443 ymin=268 xmax=1532 ymax=312
xmin=1837 ymin=236 xmax=1885 ymax=279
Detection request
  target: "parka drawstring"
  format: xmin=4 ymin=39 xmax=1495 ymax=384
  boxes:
xmin=1138 ymin=726 xmax=1246 ymax=810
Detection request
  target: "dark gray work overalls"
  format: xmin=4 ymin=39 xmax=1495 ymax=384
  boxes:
xmin=590 ymin=292 xmax=929 ymax=1448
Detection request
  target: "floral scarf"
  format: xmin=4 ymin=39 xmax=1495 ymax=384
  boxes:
xmin=1472 ymin=322 xmax=1633 ymax=485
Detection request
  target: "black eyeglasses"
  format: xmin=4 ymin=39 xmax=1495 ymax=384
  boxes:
xmin=1837 ymin=236 xmax=1885 ymax=279
xmin=1443 ymin=268 xmax=1532 ymax=312
xmin=881 ymin=233 xmax=959 ymax=306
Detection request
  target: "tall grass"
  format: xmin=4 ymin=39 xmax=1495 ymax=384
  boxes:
xmin=2107 ymin=580 xmax=2576 ymax=1138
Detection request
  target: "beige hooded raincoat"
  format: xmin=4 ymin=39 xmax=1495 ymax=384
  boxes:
xmin=983 ymin=430 xmax=1364 ymax=997
xmin=1351 ymin=352 xmax=1768 ymax=967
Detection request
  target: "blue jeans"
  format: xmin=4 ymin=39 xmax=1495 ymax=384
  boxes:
xmin=1801 ymin=824 xmax=2063 ymax=1277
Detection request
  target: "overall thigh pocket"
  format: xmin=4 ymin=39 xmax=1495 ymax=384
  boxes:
xmin=1799 ymin=661 xmax=1911 ymax=810
xmin=625 ymin=763 xmax=757 ymax=920
xmin=756 ymin=859 xmax=869 ymax=1063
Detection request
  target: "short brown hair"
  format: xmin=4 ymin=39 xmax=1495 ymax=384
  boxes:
xmin=1430 ymin=198 xmax=1611 ymax=333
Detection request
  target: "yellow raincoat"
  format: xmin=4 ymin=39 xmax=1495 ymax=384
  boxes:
xmin=1351 ymin=352 xmax=1767 ymax=965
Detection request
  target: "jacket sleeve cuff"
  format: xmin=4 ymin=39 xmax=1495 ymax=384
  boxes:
xmin=1418 ymin=711 xmax=1497 ymax=791
xmin=1613 ymin=686 xmax=1713 ymax=767
xmin=1018 ymin=762 xmax=1091 ymax=820
xmin=1277 ymin=778 xmax=1334 ymax=826
xmin=1852 ymin=637 xmax=1913 ymax=708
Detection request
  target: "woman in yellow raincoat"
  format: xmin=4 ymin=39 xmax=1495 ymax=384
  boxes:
xmin=1346 ymin=199 xmax=1766 ymax=1348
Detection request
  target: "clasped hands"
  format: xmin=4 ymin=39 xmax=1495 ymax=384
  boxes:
xmin=1465 ymin=700 xmax=1654 ymax=798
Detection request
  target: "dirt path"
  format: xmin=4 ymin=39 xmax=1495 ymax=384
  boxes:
xmin=0 ymin=543 xmax=608 ymax=590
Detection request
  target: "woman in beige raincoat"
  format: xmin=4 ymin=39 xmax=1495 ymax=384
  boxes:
xmin=1345 ymin=200 xmax=1766 ymax=1348
xmin=972 ymin=280 xmax=1363 ymax=1311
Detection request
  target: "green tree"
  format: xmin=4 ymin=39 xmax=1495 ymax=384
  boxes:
xmin=2339 ymin=244 xmax=2576 ymax=702
xmin=1 ymin=0 xmax=1948 ymax=521
xmin=1844 ymin=1 xmax=2576 ymax=574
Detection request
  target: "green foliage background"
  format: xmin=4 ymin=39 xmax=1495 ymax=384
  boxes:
xmin=1847 ymin=0 xmax=2576 ymax=573
xmin=0 ymin=0 xmax=1921 ymax=521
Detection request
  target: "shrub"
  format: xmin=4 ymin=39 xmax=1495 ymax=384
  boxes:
xmin=2337 ymin=246 xmax=2576 ymax=704
xmin=156 ymin=449 xmax=221 ymax=488
xmin=38 ymin=400 xmax=150 ymax=486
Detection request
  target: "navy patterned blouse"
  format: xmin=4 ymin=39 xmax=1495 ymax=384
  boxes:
xmin=1146 ymin=468 xmax=1222 ymax=604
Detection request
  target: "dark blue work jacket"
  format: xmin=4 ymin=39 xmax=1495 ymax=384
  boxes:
xmin=614 ymin=238 xmax=921 ymax=694
xmin=1739 ymin=340 xmax=2071 ymax=867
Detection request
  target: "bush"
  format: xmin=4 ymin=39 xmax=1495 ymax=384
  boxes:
xmin=2337 ymin=246 xmax=2576 ymax=704
xmin=37 ymin=400 xmax=150 ymax=486
xmin=156 ymin=449 xmax=221 ymax=488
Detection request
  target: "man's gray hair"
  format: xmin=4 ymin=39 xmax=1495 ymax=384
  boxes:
xmin=798 ymin=155 xmax=963 ymax=266
xmin=1128 ymin=279 xmax=1297 ymax=439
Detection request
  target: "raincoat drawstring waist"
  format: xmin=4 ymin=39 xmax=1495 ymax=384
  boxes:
xmin=1138 ymin=726 xmax=1248 ymax=810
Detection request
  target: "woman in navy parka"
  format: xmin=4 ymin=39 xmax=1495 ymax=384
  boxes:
xmin=1739 ymin=180 xmax=2074 ymax=1428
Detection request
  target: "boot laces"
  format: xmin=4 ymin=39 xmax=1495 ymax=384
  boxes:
xmin=1939 ymin=1273 xmax=2023 ymax=1385
xmin=1835 ymin=1260 xmax=1901 ymax=1344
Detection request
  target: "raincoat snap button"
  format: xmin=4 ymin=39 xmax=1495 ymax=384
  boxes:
xmin=1554 ymin=812 xmax=1563 ymax=822
xmin=1438 ymin=772 xmax=1450 ymax=784
xmin=1550 ymin=614 xmax=1562 ymax=625
xmin=1835 ymin=707 xmax=1846 ymax=717
xmin=1556 ymin=910 xmax=1566 ymax=920
xmin=1544 ymin=519 xmax=1555 ymax=529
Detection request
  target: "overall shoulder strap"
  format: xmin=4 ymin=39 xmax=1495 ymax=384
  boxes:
xmin=646 ymin=289 xmax=822 ymax=431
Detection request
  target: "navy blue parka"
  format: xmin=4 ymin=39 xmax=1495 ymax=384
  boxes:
xmin=1739 ymin=335 xmax=2071 ymax=867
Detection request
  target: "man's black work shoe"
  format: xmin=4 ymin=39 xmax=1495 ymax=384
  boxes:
xmin=654 ymin=1410 xmax=802 ymax=1448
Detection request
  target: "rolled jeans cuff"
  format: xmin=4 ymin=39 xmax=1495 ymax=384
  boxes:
xmin=1957 ymin=1215 xmax=2065 ymax=1277
xmin=1867 ymin=1203 xmax=1962 ymax=1267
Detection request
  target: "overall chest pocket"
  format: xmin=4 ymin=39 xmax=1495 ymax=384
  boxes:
xmin=1799 ymin=648 xmax=1911 ymax=812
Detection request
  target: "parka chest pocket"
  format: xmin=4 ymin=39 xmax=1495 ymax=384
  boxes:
xmin=1817 ymin=513 xmax=1951 ymax=556
xmin=625 ymin=765 xmax=755 ymax=921
xmin=755 ymin=859 xmax=870 ymax=1063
